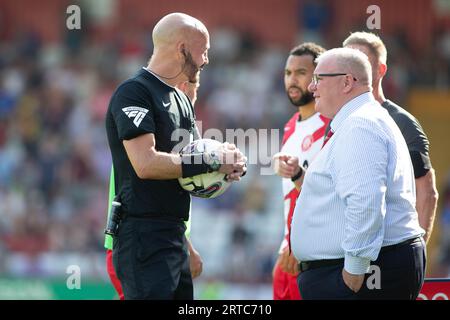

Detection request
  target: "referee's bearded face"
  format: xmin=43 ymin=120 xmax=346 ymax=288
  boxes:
xmin=183 ymin=34 xmax=210 ymax=83
xmin=183 ymin=50 xmax=201 ymax=83
xmin=284 ymin=54 xmax=315 ymax=107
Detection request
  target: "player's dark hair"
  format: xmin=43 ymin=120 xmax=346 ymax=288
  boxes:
xmin=289 ymin=42 xmax=326 ymax=66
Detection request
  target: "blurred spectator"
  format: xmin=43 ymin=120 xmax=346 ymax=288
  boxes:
xmin=297 ymin=0 xmax=331 ymax=44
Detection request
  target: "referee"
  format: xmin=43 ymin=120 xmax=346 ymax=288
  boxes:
xmin=105 ymin=13 xmax=246 ymax=300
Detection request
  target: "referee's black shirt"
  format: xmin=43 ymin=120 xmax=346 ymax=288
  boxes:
xmin=105 ymin=68 xmax=196 ymax=220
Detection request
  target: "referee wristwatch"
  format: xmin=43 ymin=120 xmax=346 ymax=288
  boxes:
xmin=204 ymin=151 xmax=221 ymax=172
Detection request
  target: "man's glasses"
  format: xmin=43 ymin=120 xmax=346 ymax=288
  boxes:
xmin=312 ymin=73 xmax=358 ymax=86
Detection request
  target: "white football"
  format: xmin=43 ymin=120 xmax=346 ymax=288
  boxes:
xmin=178 ymin=139 xmax=231 ymax=198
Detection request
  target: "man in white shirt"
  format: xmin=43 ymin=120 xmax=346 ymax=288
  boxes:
xmin=290 ymin=47 xmax=426 ymax=299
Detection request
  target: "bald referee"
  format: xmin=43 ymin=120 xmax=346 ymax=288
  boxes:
xmin=104 ymin=77 xmax=203 ymax=300
xmin=105 ymin=13 xmax=246 ymax=300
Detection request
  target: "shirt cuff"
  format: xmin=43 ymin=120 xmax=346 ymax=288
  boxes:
xmin=344 ymin=254 xmax=371 ymax=275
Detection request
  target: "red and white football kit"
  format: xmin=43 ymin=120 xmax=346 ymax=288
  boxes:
xmin=273 ymin=111 xmax=330 ymax=300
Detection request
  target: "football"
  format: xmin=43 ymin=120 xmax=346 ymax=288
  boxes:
xmin=178 ymin=139 xmax=231 ymax=198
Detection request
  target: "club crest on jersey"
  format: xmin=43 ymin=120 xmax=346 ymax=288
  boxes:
xmin=122 ymin=106 xmax=149 ymax=128
xmin=301 ymin=134 xmax=313 ymax=152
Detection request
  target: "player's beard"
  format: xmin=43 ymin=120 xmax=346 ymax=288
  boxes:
xmin=287 ymin=86 xmax=314 ymax=108
xmin=183 ymin=50 xmax=203 ymax=83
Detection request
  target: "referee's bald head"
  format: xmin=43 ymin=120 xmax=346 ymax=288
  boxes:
xmin=152 ymin=13 xmax=208 ymax=49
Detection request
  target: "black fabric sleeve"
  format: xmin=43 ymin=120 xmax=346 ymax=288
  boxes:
xmin=410 ymin=151 xmax=431 ymax=179
xmin=393 ymin=112 xmax=431 ymax=179
xmin=110 ymin=81 xmax=155 ymax=141
xmin=395 ymin=112 xmax=430 ymax=154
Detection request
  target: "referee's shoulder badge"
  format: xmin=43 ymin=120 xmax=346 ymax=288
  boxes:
xmin=122 ymin=106 xmax=148 ymax=127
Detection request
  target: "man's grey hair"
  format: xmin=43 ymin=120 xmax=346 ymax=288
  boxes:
xmin=315 ymin=47 xmax=372 ymax=87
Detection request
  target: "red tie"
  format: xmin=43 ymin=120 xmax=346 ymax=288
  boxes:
xmin=322 ymin=127 xmax=334 ymax=147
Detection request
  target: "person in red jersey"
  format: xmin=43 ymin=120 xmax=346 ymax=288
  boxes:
xmin=272 ymin=42 xmax=329 ymax=300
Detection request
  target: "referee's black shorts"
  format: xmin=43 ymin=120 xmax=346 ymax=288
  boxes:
xmin=112 ymin=215 xmax=193 ymax=300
